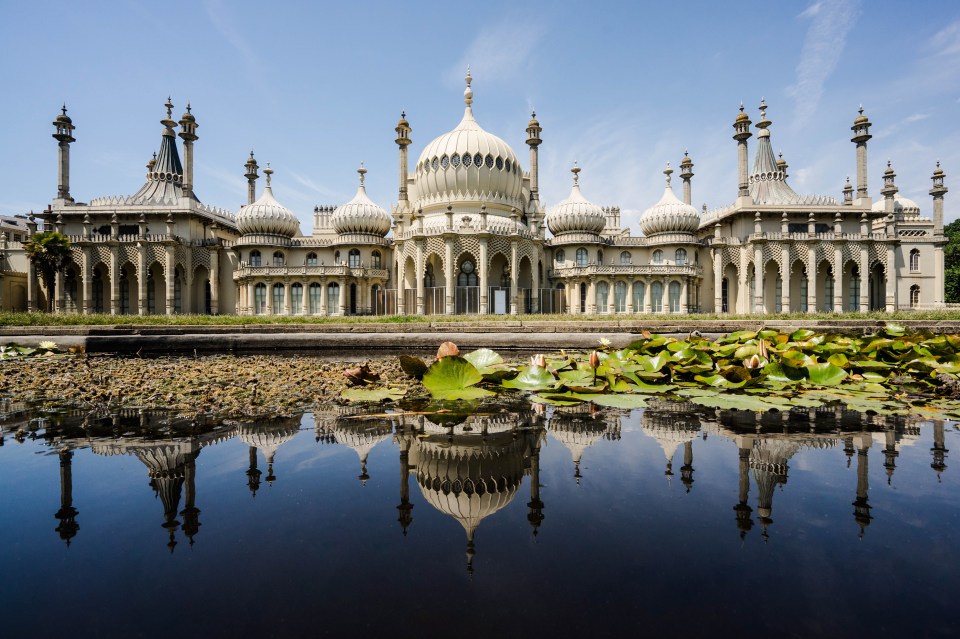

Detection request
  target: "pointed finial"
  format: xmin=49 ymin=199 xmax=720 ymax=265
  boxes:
xmin=61 ymin=103 xmax=67 ymax=116
xmin=759 ymin=97 xmax=767 ymax=118
xmin=464 ymin=65 xmax=473 ymax=106
xmin=664 ymin=161 xmax=673 ymax=185
xmin=186 ymin=102 xmax=192 ymax=114
xmin=684 ymin=149 xmax=689 ymax=158
xmin=401 ymin=110 xmax=406 ymax=118
xmin=739 ymin=101 xmax=744 ymax=113
xmin=357 ymin=162 xmax=367 ymax=187
xmin=165 ymin=97 xmax=173 ymax=119
xmin=571 ymin=161 xmax=581 ymax=186
xmin=264 ymin=162 xmax=273 ymax=186
xmin=859 ymin=104 xmax=864 ymax=116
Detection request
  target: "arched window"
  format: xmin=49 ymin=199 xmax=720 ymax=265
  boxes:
xmin=576 ymin=248 xmax=588 ymax=267
xmin=272 ymin=283 xmax=285 ymax=314
xmin=348 ymin=249 xmax=361 ymax=268
xmin=273 ymin=251 xmax=284 ymax=267
xmin=291 ymin=283 xmax=303 ymax=314
xmin=555 ymin=249 xmax=565 ymax=264
xmin=910 ymin=249 xmax=920 ymax=272
xmin=371 ymin=250 xmax=382 ymax=269
xmin=249 ymin=250 xmax=261 ymax=267
xmin=850 ymin=266 xmax=860 ymax=311
xmin=651 ymin=281 xmax=663 ymax=312
xmin=910 ymin=284 xmax=920 ymax=308
xmin=327 ymin=282 xmax=340 ymax=314
xmin=614 ymin=281 xmax=627 ymax=313
xmin=597 ymin=250 xmax=604 ymax=265
xmin=423 ymin=264 xmax=435 ymax=288
xmin=306 ymin=252 xmax=318 ymax=267
xmin=334 ymin=250 xmax=341 ymax=264
xmin=632 ymin=281 xmax=645 ymax=312
xmin=596 ymin=281 xmax=609 ymax=313
xmin=458 ymin=260 xmax=478 ymax=287
xmin=620 ymin=251 xmax=631 ymax=265
xmin=309 ymin=283 xmax=322 ymax=314
xmin=825 ymin=268 xmax=835 ymax=312
xmin=254 ymin=283 xmax=267 ymax=314
xmin=800 ymin=271 xmax=808 ymax=312
xmin=675 ymin=249 xmax=687 ymax=265
xmin=652 ymin=250 xmax=663 ymax=265
xmin=668 ymin=281 xmax=681 ymax=313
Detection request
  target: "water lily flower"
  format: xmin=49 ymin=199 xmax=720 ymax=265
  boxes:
xmin=589 ymin=351 xmax=600 ymax=369
xmin=39 ymin=341 xmax=57 ymax=350
xmin=436 ymin=341 xmax=460 ymax=360
xmin=599 ymin=337 xmax=612 ymax=348
xmin=744 ymin=354 xmax=761 ymax=369
xmin=530 ymin=354 xmax=546 ymax=368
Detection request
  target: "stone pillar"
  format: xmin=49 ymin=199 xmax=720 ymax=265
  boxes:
xmin=210 ymin=249 xmax=220 ymax=315
xmin=284 ymin=281 xmax=292 ymax=316
xmin=859 ymin=246 xmax=869 ymax=312
xmin=680 ymin=278 xmax=688 ymax=314
xmin=807 ymin=247 xmax=817 ymax=313
xmin=587 ymin=277 xmax=596 ymax=315
xmin=137 ymin=245 xmax=147 ymax=315
xmin=510 ymin=240 xmax=519 ymax=315
xmin=165 ymin=246 xmax=175 ymax=314
xmin=415 ymin=242 xmax=424 ymax=315
xmin=738 ymin=250 xmax=749 ymax=314
xmin=110 ymin=247 xmax=120 ymax=315
xmin=713 ymin=250 xmax=723 ymax=313
xmin=531 ymin=254 xmax=540 ymax=314
xmin=780 ymin=246 xmax=791 ymax=314
xmin=302 ymin=282 xmax=310 ymax=315
xmin=479 ymin=238 xmax=488 ymax=314
xmin=320 ymin=279 xmax=328 ymax=316
xmin=644 ymin=277 xmax=652 ymax=314
xmin=55 ymin=268 xmax=65 ymax=313
xmin=834 ymin=246 xmax=844 ymax=312
xmin=247 ymin=281 xmax=255 ymax=315
xmin=339 ymin=276 xmax=347 ymax=316
xmin=396 ymin=254 xmax=406 ymax=315
xmin=82 ymin=246 xmax=92 ymax=315
xmin=753 ymin=244 xmax=763 ymax=314
xmin=183 ymin=248 xmax=193 ymax=314
xmin=885 ymin=245 xmax=896 ymax=312
xmin=265 ymin=280 xmax=274 ymax=316
xmin=444 ymin=238 xmax=454 ymax=315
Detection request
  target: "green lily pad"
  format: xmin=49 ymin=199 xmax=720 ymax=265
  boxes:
xmin=341 ymin=387 xmax=406 ymax=402
xmin=398 ymin=355 xmax=428 ymax=380
xmin=463 ymin=348 xmax=504 ymax=373
xmin=807 ymin=362 xmax=848 ymax=386
xmin=502 ymin=365 xmax=558 ymax=391
xmin=422 ymin=356 xmax=494 ymax=400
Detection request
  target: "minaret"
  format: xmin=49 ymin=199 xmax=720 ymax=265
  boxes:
xmin=180 ymin=451 xmax=201 ymax=546
xmin=680 ymin=440 xmax=695 ymax=493
xmin=851 ymin=106 xmax=873 ymax=207
xmin=245 ymin=446 xmax=262 ymax=496
xmin=679 ymin=150 xmax=694 ymax=205
xmin=527 ymin=441 xmax=544 ymax=535
xmin=54 ymin=448 xmax=79 ymax=545
xmin=178 ymin=103 xmax=199 ymax=200
xmin=882 ymin=427 xmax=899 ymax=485
xmin=852 ymin=435 xmax=872 ymax=537
xmin=732 ymin=102 xmax=752 ymax=204
xmin=931 ymin=420 xmax=948 ymax=480
xmin=734 ymin=442 xmax=754 ymax=539
xmin=881 ymin=161 xmax=899 ymax=219
xmin=931 ymin=161 xmax=947 ymax=237
xmin=397 ymin=431 xmax=414 ymax=535
xmin=776 ymin=151 xmax=788 ymax=180
xmin=244 ymin=151 xmax=259 ymax=205
xmin=526 ymin=111 xmax=542 ymax=204
xmin=843 ymin=176 xmax=854 ymax=206
xmin=52 ymin=105 xmax=76 ymax=202
xmin=395 ymin=111 xmax=411 ymax=207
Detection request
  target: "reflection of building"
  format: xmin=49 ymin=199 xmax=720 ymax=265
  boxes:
xmin=332 ymin=418 xmax=394 ymax=485
xmin=641 ymin=400 xmax=701 ymax=486
xmin=54 ymin=447 xmax=79 ymax=545
xmin=237 ymin=419 xmax=301 ymax=494
xmin=548 ymin=405 xmax=620 ymax=484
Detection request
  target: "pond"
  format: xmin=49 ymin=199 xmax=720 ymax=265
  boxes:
xmin=1 ymin=400 xmax=957 ymax=638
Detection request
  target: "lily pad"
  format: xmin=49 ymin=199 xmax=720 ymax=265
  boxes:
xmin=807 ymin=362 xmax=848 ymax=386
xmin=341 ymin=387 xmax=406 ymax=402
xmin=502 ymin=365 xmax=558 ymax=391
xmin=464 ymin=348 xmax=504 ymax=373
xmin=422 ymin=356 xmax=494 ymax=400
xmin=398 ymin=355 xmax=428 ymax=380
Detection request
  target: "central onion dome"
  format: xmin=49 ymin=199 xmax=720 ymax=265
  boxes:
xmin=546 ymin=163 xmax=607 ymax=235
xmin=872 ymin=193 xmax=922 ymax=218
xmin=639 ymin=163 xmax=700 ymax=236
xmin=236 ymin=166 xmax=301 ymax=237
xmin=413 ymin=68 xmax=524 ymax=212
xmin=331 ymin=164 xmax=391 ymax=236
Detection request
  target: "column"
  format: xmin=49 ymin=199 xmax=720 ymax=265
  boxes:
xmin=833 ymin=246 xmax=844 ymax=312
xmin=165 ymin=246 xmax=175 ymax=315
xmin=885 ymin=244 xmax=896 ymax=312
xmin=510 ymin=240 xmax=519 ymax=315
xmin=138 ymin=245 xmax=147 ymax=315
xmin=444 ymin=238 xmax=454 ymax=315
xmin=680 ymin=278 xmax=688 ymax=313
xmin=183 ymin=248 xmax=193 ymax=314
xmin=753 ymin=244 xmax=763 ymax=314
xmin=320 ymin=279 xmax=328 ymax=316
xmin=396 ymin=254 xmax=406 ymax=315
xmin=302 ymin=282 xmax=310 ymax=315
xmin=644 ymin=276 xmax=652 ymax=313
xmin=110 ymin=247 xmax=120 ymax=315
xmin=713 ymin=250 xmax=722 ymax=313
xmin=339 ymin=276 xmax=347 ymax=315
xmin=738 ymin=250 xmax=749 ymax=314
xmin=587 ymin=277 xmax=596 ymax=314
xmin=935 ymin=245 xmax=945 ymax=307
xmin=780 ymin=246 xmax=791 ymax=313
xmin=859 ymin=246 xmax=869 ymax=312
xmin=807 ymin=246 xmax=817 ymax=313
xmin=265 ymin=280 xmax=274 ymax=316
xmin=415 ymin=242 xmax=424 ymax=315
xmin=210 ymin=249 xmax=220 ymax=315
xmin=284 ymin=281 xmax=292 ymax=316
xmin=478 ymin=238 xmax=488 ymax=314
xmin=82 ymin=246 xmax=92 ymax=315
xmin=55 ymin=269 xmax=65 ymax=313
xmin=531 ymin=254 xmax=540 ymax=314
xmin=247 ymin=281 xmax=255 ymax=315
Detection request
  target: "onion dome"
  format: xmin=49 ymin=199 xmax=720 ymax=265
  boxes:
xmin=414 ymin=68 xmax=524 ymax=211
xmin=871 ymin=193 xmax=922 ymax=217
xmin=331 ymin=164 xmax=391 ymax=236
xmin=179 ymin=103 xmax=196 ymax=125
xmin=853 ymin=104 xmax=869 ymax=125
xmin=53 ymin=104 xmax=73 ymax=127
xmin=546 ymin=163 xmax=607 ymax=235
xmin=735 ymin=101 xmax=750 ymax=124
xmin=639 ymin=163 xmax=700 ymax=236
xmin=236 ymin=164 xmax=301 ymax=237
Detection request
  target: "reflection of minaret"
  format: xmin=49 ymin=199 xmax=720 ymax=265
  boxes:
xmin=680 ymin=440 xmax=695 ymax=493
xmin=180 ymin=453 xmax=201 ymax=546
xmin=843 ymin=436 xmax=855 ymax=468
xmin=527 ymin=441 xmax=544 ymax=535
xmin=549 ymin=407 xmax=616 ymax=484
xmin=852 ymin=434 xmax=872 ymax=537
xmin=333 ymin=419 xmax=393 ymax=486
xmin=882 ymin=427 xmax=899 ymax=485
xmin=641 ymin=400 xmax=701 ymax=482
xmin=733 ymin=436 xmax=754 ymax=539
xmin=931 ymin=420 xmax=948 ymax=481
xmin=397 ymin=429 xmax=414 ymax=535
xmin=54 ymin=448 xmax=79 ymax=546
xmin=750 ymin=439 xmax=800 ymax=542
xmin=237 ymin=420 xmax=300 ymax=488
xmin=246 ymin=446 xmax=262 ymax=496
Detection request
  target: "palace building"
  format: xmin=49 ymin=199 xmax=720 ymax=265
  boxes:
xmin=0 ymin=71 xmax=948 ymax=316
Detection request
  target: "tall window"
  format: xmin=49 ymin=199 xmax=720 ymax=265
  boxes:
xmin=423 ymin=264 xmax=435 ymax=288
xmin=306 ymin=252 xmax=318 ymax=267
xmin=620 ymin=251 xmax=631 ymax=265
xmin=576 ymin=248 xmax=588 ymax=267
xmin=850 ymin=267 xmax=860 ymax=311
xmin=596 ymin=281 xmax=609 ymax=313
xmin=633 ymin=281 xmax=645 ymax=312
xmin=458 ymin=260 xmax=478 ymax=287
xmin=675 ymin=249 xmax=687 ymax=265
xmin=254 ymin=283 xmax=267 ymax=314
xmin=775 ymin=276 xmax=782 ymax=313
xmin=349 ymin=249 xmax=361 ymax=268
xmin=174 ymin=273 xmax=182 ymax=313
xmin=555 ymin=250 xmax=565 ymax=264
xmin=92 ymin=271 xmax=104 ymax=313
xmin=825 ymin=269 xmax=834 ymax=312
xmin=910 ymin=284 xmax=920 ymax=307
xmin=309 ymin=283 xmax=322 ymax=314
xmin=291 ymin=283 xmax=303 ymax=314
xmin=614 ymin=281 xmax=627 ymax=313
xmin=273 ymin=251 xmax=284 ymax=267
xmin=651 ymin=281 xmax=663 ymax=312
xmin=800 ymin=275 xmax=808 ymax=312
xmin=272 ymin=283 xmax=285 ymax=314
xmin=250 ymin=250 xmax=261 ymax=267
xmin=910 ymin=249 xmax=920 ymax=272
xmin=668 ymin=281 xmax=681 ymax=313
xmin=372 ymin=250 xmax=382 ymax=269
xmin=652 ymin=250 xmax=663 ymax=265
xmin=147 ymin=273 xmax=156 ymax=314
xmin=721 ymin=278 xmax=728 ymax=313
xmin=597 ymin=250 xmax=604 ymax=265
xmin=327 ymin=283 xmax=340 ymax=314
xmin=119 ymin=272 xmax=130 ymax=315
xmin=335 ymin=250 xmax=341 ymax=264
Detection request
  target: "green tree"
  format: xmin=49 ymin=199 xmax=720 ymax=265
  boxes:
xmin=23 ymin=231 xmax=71 ymax=312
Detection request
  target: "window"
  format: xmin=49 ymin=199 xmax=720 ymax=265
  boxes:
xmin=291 ymin=283 xmax=303 ymax=314
xmin=775 ymin=276 xmax=782 ymax=313
xmin=451 ymin=153 xmax=461 ymax=167
xmin=721 ymin=278 xmax=728 ymax=313
xmin=596 ymin=281 xmax=609 ymax=313
xmin=633 ymin=281 xmax=645 ymax=312
xmin=651 ymin=281 xmax=663 ymax=312
xmin=254 ymin=283 xmax=267 ymax=314
xmin=423 ymin=264 xmax=435 ymax=288
xmin=668 ymin=281 xmax=681 ymax=313
xmin=555 ymin=250 xmax=565 ymax=264
xmin=850 ymin=267 xmax=860 ymax=311
xmin=306 ymin=252 xmax=318 ymax=267
xmin=910 ymin=284 xmax=920 ymax=308
xmin=272 ymin=283 xmax=285 ymax=314
xmin=620 ymin=251 xmax=631 ymax=265
xmin=147 ymin=273 xmax=156 ymax=314
xmin=597 ymin=250 xmax=604 ymax=265
xmin=119 ymin=271 xmax=130 ymax=315
xmin=799 ymin=274 xmax=808 ymax=312
xmin=349 ymin=249 xmax=360 ymax=268
xmin=824 ymin=268 xmax=834 ymax=312
xmin=309 ymin=283 xmax=322 ymax=314
xmin=675 ymin=249 xmax=687 ymax=265
xmin=273 ymin=251 xmax=284 ymax=267
xmin=576 ymin=248 xmax=588 ymax=267
xmin=614 ymin=281 xmax=627 ymax=313
xmin=458 ymin=260 xmax=478 ymax=287
xmin=372 ymin=250 xmax=382 ymax=269
xmin=652 ymin=250 xmax=663 ymax=265
xmin=334 ymin=250 xmax=341 ymax=264
xmin=910 ymin=249 xmax=920 ymax=272
xmin=327 ymin=282 xmax=340 ymax=314
xmin=249 ymin=250 xmax=261 ymax=267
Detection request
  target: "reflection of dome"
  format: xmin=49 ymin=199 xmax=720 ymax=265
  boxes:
xmin=549 ymin=416 xmax=608 ymax=482
xmin=236 ymin=167 xmax=301 ymax=237
xmin=546 ymin=164 xmax=607 ymax=236
xmin=641 ymin=402 xmax=701 ymax=476
xmin=238 ymin=420 xmax=300 ymax=485
xmin=871 ymin=193 xmax=922 ymax=218
xmin=413 ymin=69 xmax=524 ymax=213
xmin=639 ymin=165 xmax=700 ymax=236
xmin=331 ymin=165 xmax=391 ymax=236
xmin=333 ymin=419 xmax=393 ymax=483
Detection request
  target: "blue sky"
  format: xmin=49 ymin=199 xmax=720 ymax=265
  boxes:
xmin=2 ymin=0 xmax=958 ymax=229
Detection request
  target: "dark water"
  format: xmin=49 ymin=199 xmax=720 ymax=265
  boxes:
xmin=1 ymin=401 xmax=957 ymax=639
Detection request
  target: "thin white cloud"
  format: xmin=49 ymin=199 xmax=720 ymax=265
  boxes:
xmin=929 ymin=20 xmax=960 ymax=57
xmin=448 ymin=19 xmax=543 ymax=87
xmin=287 ymin=170 xmax=340 ymax=200
xmin=786 ymin=0 xmax=860 ymax=127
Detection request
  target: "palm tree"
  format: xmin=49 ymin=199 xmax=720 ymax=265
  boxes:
xmin=23 ymin=231 xmax=71 ymax=312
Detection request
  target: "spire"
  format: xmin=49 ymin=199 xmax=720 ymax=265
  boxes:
xmin=571 ymin=161 xmax=581 ymax=187
xmin=663 ymin=161 xmax=673 ymax=186
xmin=357 ymin=161 xmax=367 ymax=189
xmin=464 ymin=65 xmax=473 ymax=106
xmin=129 ymin=98 xmax=184 ymax=204
xmin=264 ymin=162 xmax=273 ymax=189
xmin=244 ymin=150 xmax=259 ymax=206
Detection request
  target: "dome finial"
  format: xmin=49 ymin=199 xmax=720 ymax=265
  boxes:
xmin=165 ymin=97 xmax=173 ymax=119
xmin=739 ymin=100 xmax=744 ymax=113
xmin=264 ymin=162 xmax=273 ymax=187
xmin=664 ymin=162 xmax=673 ymax=185
xmin=571 ymin=161 xmax=581 ymax=186
xmin=859 ymin=103 xmax=864 ymax=116
xmin=357 ymin=161 xmax=367 ymax=187
xmin=464 ymin=65 xmax=473 ymax=106
xmin=61 ymin=103 xmax=67 ymax=116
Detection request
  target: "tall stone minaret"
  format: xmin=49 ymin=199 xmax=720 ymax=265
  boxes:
xmin=931 ymin=161 xmax=947 ymax=236
xmin=178 ymin=103 xmax=199 ymax=199
xmin=244 ymin=151 xmax=259 ymax=205
xmin=679 ymin=150 xmax=694 ymax=206
xmin=395 ymin=111 xmax=412 ymax=212
xmin=733 ymin=103 xmax=752 ymax=205
xmin=851 ymin=106 xmax=873 ymax=207
xmin=52 ymin=105 xmax=76 ymax=202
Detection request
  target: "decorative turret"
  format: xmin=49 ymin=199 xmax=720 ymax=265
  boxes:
xmin=776 ymin=151 xmax=788 ymax=179
xmin=880 ymin=160 xmax=898 ymax=218
xmin=931 ymin=161 xmax=947 ymax=236
xmin=733 ymin=102 xmax=752 ymax=201
xmin=843 ymin=176 xmax=854 ymax=205
xmin=52 ymin=105 xmax=76 ymax=202
xmin=395 ymin=111 xmax=411 ymax=205
xmin=526 ymin=110 xmax=542 ymax=203
xmin=244 ymin=151 xmax=259 ymax=205
xmin=545 ymin=163 xmax=606 ymax=236
xmin=178 ymin=103 xmax=199 ymax=200
xmin=235 ymin=164 xmax=301 ymax=237
xmin=679 ymin=150 xmax=694 ymax=205
xmin=851 ymin=105 xmax=873 ymax=206
xmin=331 ymin=163 xmax=391 ymax=236
xmin=54 ymin=448 xmax=79 ymax=545
xmin=639 ymin=163 xmax=701 ymax=236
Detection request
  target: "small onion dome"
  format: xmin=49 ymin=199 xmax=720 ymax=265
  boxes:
xmin=853 ymin=105 xmax=869 ymax=125
xmin=545 ymin=163 xmax=607 ymax=235
xmin=236 ymin=165 xmax=301 ymax=237
xmin=735 ymin=102 xmax=750 ymax=123
xmin=871 ymin=193 xmax=921 ymax=217
xmin=54 ymin=104 xmax=72 ymax=125
xmin=179 ymin=103 xmax=195 ymax=124
xmin=639 ymin=163 xmax=700 ymax=236
xmin=331 ymin=164 xmax=391 ymax=236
